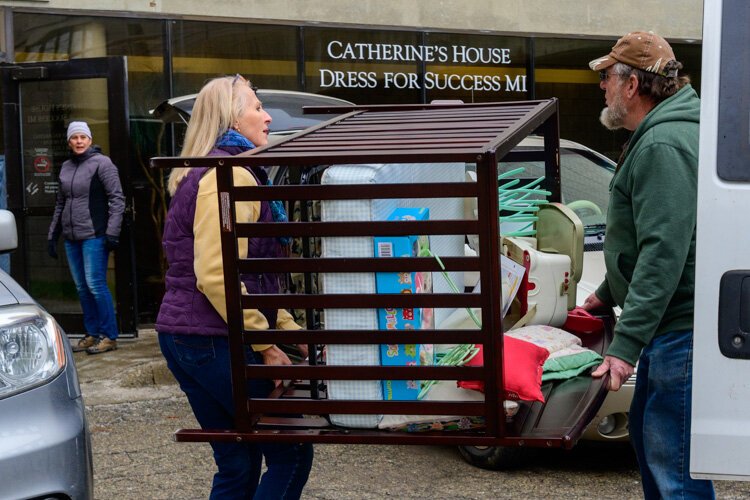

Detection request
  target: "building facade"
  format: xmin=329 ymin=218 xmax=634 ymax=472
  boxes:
xmin=0 ymin=1 xmax=704 ymax=329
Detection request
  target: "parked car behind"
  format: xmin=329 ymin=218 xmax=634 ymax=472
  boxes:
xmin=151 ymin=89 xmax=354 ymax=189
xmin=151 ymin=88 xmax=353 ymax=139
xmin=0 ymin=209 xmax=93 ymax=498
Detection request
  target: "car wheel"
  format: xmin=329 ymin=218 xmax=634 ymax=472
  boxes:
xmin=458 ymin=445 xmax=531 ymax=470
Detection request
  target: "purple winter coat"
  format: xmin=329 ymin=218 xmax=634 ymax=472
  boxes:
xmin=155 ymin=148 xmax=285 ymax=336
xmin=48 ymin=147 xmax=125 ymax=241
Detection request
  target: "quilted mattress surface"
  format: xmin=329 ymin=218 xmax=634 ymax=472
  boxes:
xmin=321 ymin=162 xmax=465 ymax=428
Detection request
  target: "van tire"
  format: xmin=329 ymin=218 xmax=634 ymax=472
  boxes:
xmin=458 ymin=445 xmax=530 ymax=470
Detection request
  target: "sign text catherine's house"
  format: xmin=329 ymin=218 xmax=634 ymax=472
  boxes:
xmin=319 ymin=41 xmax=527 ymax=92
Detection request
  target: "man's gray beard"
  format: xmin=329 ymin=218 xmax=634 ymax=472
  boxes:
xmin=600 ymin=105 xmax=625 ymax=130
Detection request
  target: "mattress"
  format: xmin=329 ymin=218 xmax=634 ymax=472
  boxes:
xmin=321 ymin=162 xmax=466 ymax=428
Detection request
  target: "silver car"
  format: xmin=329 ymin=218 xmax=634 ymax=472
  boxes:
xmin=150 ymin=88 xmax=353 ymax=136
xmin=0 ymin=210 xmax=93 ymax=498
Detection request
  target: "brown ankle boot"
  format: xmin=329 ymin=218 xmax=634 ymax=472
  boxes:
xmin=72 ymin=335 xmax=98 ymax=353
xmin=86 ymin=337 xmax=117 ymax=354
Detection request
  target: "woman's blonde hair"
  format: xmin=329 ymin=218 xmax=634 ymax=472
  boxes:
xmin=167 ymin=75 xmax=251 ymax=195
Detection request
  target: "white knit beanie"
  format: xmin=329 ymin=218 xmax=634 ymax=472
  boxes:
xmin=66 ymin=121 xmax=92 ymax=141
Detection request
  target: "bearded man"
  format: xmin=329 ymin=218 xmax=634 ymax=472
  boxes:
xmin=582 ymin=31 xmax=715 ymax=499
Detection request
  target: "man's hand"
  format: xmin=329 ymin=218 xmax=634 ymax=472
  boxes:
xmin=582 ymin=292 xmax=607 ymax=312
xmin=591 ymin=355 xmax=635 ymax=391
xmin=260 ymin=345 xmax=293 ymax=388
xmin=296 ymin=343 xmax=309 ymax=361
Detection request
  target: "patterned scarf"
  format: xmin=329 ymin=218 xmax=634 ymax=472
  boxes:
xmin=215 ymin=130 xmax=290 ymax=245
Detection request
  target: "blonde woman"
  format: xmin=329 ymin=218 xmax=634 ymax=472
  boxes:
xmin=156 ymin=75 xmax=312 ymax=499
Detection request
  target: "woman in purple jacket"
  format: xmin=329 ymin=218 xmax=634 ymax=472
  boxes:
xmin=155 ymin=75 xmax=313 ymax=499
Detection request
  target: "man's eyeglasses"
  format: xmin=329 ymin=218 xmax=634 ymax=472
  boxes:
xmin=231 ymin=73 xmax=258 ymax=92
xmin=599 ymin=70 xmax=628 ymax=82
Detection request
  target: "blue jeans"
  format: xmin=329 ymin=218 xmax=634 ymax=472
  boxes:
xmin=64 ymin=236 xmax=118 ymax=340
xmin=158 ymin=333 xmax=313 ymax=499
xmin=629 ymin=329 xmax=715 ymax=499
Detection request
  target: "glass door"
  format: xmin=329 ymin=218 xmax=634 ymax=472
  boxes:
xmin=1 ymin=56 xmax=136 ymax=336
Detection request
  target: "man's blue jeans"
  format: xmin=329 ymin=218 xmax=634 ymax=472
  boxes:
xmin=158 ymin=333 xmax=314 ymax=499
xmin=64 ymin=236 xmax=118 ymax=340
xmin=629 ymin=329 xmax=715 ymax=499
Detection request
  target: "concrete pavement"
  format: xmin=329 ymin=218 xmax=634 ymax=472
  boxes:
xmin=73 ymin=327 xmax=182 ymax=407
xmin=74 ymin=329 xmax=750 ymax=499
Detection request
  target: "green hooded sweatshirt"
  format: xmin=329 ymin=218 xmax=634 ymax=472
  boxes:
xmin=595 ymin=84 xmax=701 ymax=365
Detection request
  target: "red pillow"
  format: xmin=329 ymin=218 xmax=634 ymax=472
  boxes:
xmin=458 ymin=336 xmax=549 ymax=402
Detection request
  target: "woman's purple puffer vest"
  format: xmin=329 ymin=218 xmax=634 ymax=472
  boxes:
xmin=156 ymin=148 xmax=285 ymax=336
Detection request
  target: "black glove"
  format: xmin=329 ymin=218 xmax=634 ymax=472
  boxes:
xmin=105 ymin=235 xmax=119 ymax=251
xmin=47 ymin=239 xmax=58 ymax=259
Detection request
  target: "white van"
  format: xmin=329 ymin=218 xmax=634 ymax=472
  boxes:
xmin=691 ymin=0 xmax=750 ymax=481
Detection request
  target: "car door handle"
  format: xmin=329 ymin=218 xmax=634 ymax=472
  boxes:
xmin=718 ymin=270 xmax=750 ymax=359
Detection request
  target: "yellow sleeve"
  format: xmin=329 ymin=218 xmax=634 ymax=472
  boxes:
xmin=277 ymin=309 xmax=302 ymax=330
xmin=194 ymin=166 xmax=273 ymax=351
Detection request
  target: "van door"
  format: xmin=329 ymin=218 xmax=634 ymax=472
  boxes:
xmin=692 ymin=0 xmax=750 ymax=480
xmin=0 ymin=56 xmax=137 ymax=336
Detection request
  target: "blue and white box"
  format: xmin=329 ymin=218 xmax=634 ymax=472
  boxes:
xmin=374 ymin=207 xmax=433 ymax=400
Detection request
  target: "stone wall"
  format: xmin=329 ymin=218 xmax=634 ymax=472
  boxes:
xmin=0 ymin=0 xmax=704 ymax=40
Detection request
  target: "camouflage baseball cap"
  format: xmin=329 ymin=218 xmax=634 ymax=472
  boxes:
xmin=589 ymin=31 xmax=676 ymax=77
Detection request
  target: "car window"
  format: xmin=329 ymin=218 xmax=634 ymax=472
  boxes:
xmin=259 ymin=92 xmax=349 ymax=132
xmin=496 ymin=146 xmax=614 ymax=234
xmin=156 ymin=91 xmax=352 ymax=155
xmin=558 ymin=148 xmax=613 ymax=226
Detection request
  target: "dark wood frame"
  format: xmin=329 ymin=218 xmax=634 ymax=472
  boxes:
xmin=151 ymin=99 xmax=612 ymax=448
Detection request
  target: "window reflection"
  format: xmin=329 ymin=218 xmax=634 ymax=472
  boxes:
xmin=171 ymin=21 xmax=298 ymax=95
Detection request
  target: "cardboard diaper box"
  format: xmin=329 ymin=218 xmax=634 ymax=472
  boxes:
xmin=374 ymin=207 xmax=434 ymax=400
xmin=380 ymin=344 xmax=434 ymax=401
